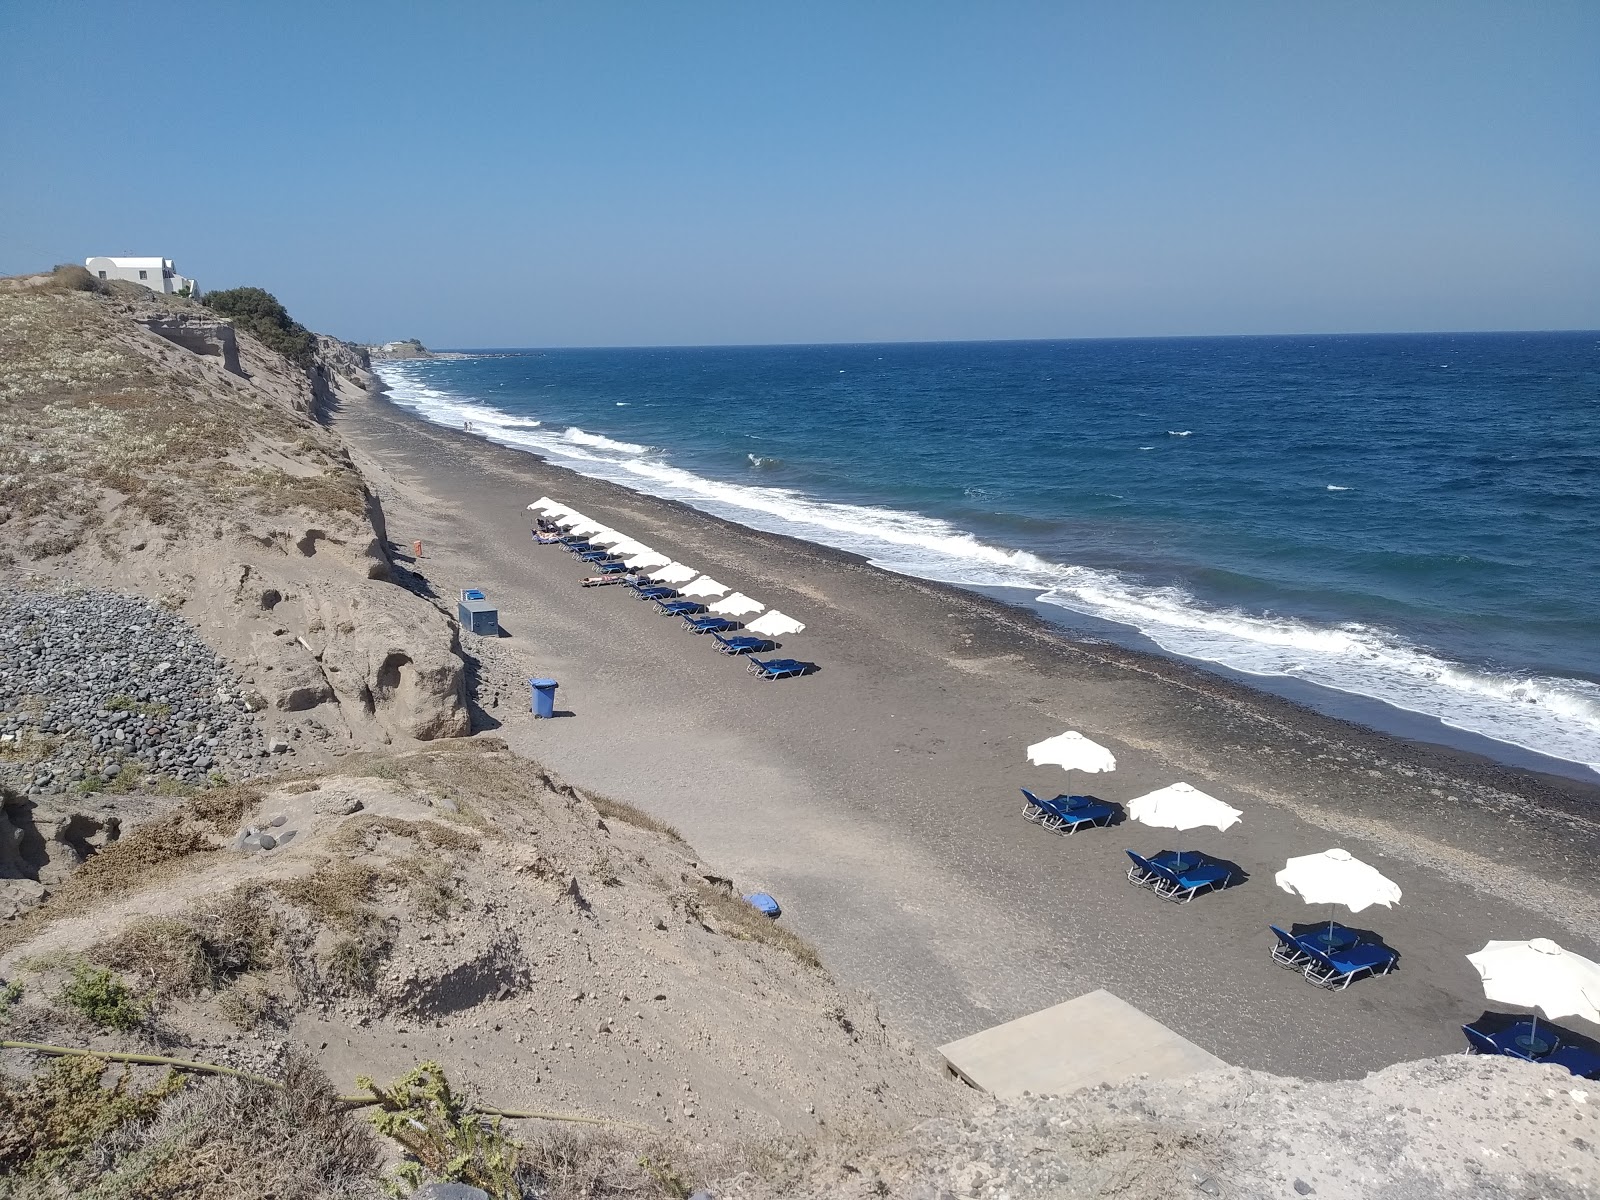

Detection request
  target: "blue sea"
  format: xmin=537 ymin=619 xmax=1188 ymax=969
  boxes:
xmin=374 ymin=333 xmax=1600 ymax=780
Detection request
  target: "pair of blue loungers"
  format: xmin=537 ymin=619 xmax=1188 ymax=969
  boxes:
xmin=1268 ymin=923 xmax=1398 ymax=990
xmin=1126 ymin=850 xmax=1237 ymax=904
xmin=1020 ymin=788 xmax=1117 ymax=835
xmin=1462 ymin=1022 xmax=1600 ymax=1078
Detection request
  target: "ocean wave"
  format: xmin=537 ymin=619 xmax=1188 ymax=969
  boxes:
xmin=747 ymin=454 xmax=781 ymax=468
xmin=563 ymin=427 xmax=650 ymax=454
xmin=1168 ymin=430 xmax=1193 ymax=437
xmin=374 ymin=361 xmax=1600 ymax=774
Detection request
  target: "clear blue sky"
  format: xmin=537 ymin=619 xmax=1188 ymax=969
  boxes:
xmin=3 ymin=2 xmax=1596 ymax=346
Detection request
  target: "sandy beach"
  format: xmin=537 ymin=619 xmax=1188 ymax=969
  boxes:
xmin=334 ymin=381 xmax=1600 ymax=1081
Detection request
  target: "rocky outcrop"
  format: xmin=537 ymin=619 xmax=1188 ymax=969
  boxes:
xmin=137 ymin=313 xmax=241 ymax=374
xmin=369 ymin=338 xmax=431 ymax=360
xmin=0 ymin=277 xmax=473 ymax=765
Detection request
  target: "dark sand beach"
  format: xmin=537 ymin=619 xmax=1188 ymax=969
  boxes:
xmin=336 ymin=381 xmax=1600 ymax=1081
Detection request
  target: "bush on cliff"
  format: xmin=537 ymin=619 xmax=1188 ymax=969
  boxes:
xmin=204 ymin=286 xmax=316 ymax=367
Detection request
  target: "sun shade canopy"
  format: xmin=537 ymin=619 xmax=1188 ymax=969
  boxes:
xmin=1274 ymin=849 xmax=1401 ymax=914
xmin=744 ymin=610 xmax=805 ymax=637
xmin=1026 ymin=732 xmax=1116 ymax=774
xmin=1467 ymin=939 xmax=1600 ymax=1026
xmin=679 ymin=576 xmax=730 ymax=599
xmin=1126 ymin=782 xmax=1242 ymax=833
xmin=709 ymin=592 xmax=765 ymax=617
xmin=648 ymin=562 xmax=699 ymax=584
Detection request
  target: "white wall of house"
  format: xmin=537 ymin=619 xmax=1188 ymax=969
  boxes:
xmin=84 ymin=256 xmax=198 ymax=295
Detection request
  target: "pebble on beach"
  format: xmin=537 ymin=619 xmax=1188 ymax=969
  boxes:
xmin=0 ymin=588 xmax=272 ymax=799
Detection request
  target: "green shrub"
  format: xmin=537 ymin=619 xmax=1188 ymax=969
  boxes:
xmin=360 ymin=1061 xmax=522 ymax=1197
xmin=203 ymin=286 xmax=316 ymax=367
xmin=0 ymin=1054 xmax=183 ymax=1181
xmin=59 ymin=962 xmax=145 ymax=1030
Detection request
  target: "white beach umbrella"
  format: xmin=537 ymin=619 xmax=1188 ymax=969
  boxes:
xmin=745 ymin=610 xmax=805 ymax=638
xmin=1127 ymin=783 xmax=1242 ymax=833
xmin=1026 ymin=731 xmax=1116 ymax=775
xmin=1127 ymin=782 xmax=1241 ymax=871
xmin=709 ymin=592 xmax=765 ymax=617
xmin=1276 ymin=848 xmax=1400 ymax=943
xmin=679 ymin=576 xmax=730 ymax=599
xmin=588 ymin=529 xmax=627 ymax=547
xmin=649 ymin=562 xmax=699 ymax=584
xmin=626 ymin=551 xmax=672 ymax=571
xmin=1468 ymin=939 xmax=1600 ymax=1043
xmin=608 ymin=538 xmax=651 ymax=557
xmin=1275 ymin=849 xmax=1400 ymax=912
xmin=568 ymin=519 xmax=607 ymax=538
xmin=555 ymin=511 xmax=587 ymax=529
xmin=527 ymin=497 xmax=561 ymax=513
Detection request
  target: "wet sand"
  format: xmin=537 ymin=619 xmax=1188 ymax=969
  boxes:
xmin=334 ymin=380 xmax=1600 ymax=1081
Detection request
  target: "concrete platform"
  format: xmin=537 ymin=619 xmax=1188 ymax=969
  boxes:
xmin=938 ymin=988 xmax=1229 ymax=1099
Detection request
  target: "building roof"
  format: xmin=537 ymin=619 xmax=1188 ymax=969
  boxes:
xmin=85 ymin=256 xmax=173 ymax=269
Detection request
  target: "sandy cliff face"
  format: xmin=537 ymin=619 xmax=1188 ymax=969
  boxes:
xmin=0 ymin=273 xmax=468 ymax=755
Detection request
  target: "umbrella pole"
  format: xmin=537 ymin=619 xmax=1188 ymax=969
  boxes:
xmin=1530 ymin=1011 xmax=1539 ymax=1053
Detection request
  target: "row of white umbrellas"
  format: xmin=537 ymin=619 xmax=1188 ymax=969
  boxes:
xmin=528 ymin=497 xmax=807 ymax=639
xmin=1026 ymin=728 xmax=1600 ymax=1032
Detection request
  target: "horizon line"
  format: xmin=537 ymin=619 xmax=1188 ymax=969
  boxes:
xmin=382 ymin=327 xmax=1600 ymax=355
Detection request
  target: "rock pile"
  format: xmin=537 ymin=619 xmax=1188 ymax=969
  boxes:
xmin=0 ymin=588 xmax=273 ymax=798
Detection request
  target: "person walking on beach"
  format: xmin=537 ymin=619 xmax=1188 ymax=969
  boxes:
xmin=413 ymin=539 xmax=423 ymax=560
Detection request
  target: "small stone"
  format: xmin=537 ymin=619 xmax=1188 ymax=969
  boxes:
xmin=1195 ymin=1179 xmax=1221 ymax=1197
xmin=258 ymin=833 xmax=278 ymax=850
xmin=1294 ymin=1182 xmax=1314 ymax=1196
xmin=268 ymin=813 xmax=287 ymax=827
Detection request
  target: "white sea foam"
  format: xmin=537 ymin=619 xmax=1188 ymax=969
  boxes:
xmin=375 ymin=362 xmax=1600 ymax=774
xmin=1326 ymin=485 xmax=1350 ymax=491
xmin=563 ymin=427 xmax=650 ymax=454
xmin=1168 ymin=430 xmax=1193 ymax=436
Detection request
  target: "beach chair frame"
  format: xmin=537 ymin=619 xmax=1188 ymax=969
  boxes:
xmin=1299 ymin=941 xmax=1397 ymax=990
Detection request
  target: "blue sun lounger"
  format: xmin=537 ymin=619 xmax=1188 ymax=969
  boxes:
xmin=711 ymin=633 xmax=777 ymax=656
xmin=1546 ymin=1045 xmax=1600 ymax=1079
xmin=630 ymin=585 xmax=678 ymax=601
xmin=747 ymin=656 xmax=816 ymax=680
xmin=1020 ymin=787 xmax=1093 ymax=823
xmin=683 ymin=615 xmax=740 ymax=634
xmin=656 ymin=599 xmax=707 ymax=617
xmin=1124 ymin=851 xmax=1233 ymax=902
xmin=1298 ymin=939 xmax=1397 ymax=989
xmin=1270 ymin=926 xmax=1315 ymax=969
xmin=1463 ymin=1022 xmax=1553 ymax=1061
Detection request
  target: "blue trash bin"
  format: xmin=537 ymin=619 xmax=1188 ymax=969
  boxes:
xmin=530 ymin=678 xmax=559 ymax=718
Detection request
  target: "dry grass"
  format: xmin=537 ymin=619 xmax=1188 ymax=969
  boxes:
xmin=326 ymin=813 xmax=480 ymax=855
xmin=588 ymin=792 xmax=684 ymax=842
xmin=89 ymin=884 xmax=276 ymax=1000
xmin=5 ymin=1047 xmax=385 ymax=1198
xmin=685 ymin=881 xmax=823 ymax=971
xmin=0 ymin=786 xmax=259 ymax=955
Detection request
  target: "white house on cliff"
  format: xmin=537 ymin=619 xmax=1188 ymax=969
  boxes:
xmin=84 ymin=256 xmax=198 ymax=296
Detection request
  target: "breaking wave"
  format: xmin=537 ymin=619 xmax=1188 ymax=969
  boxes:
xmin=376 ymin=361 xmax=1600 ymax=774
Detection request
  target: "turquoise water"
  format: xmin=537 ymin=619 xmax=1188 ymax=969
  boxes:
xmin=375 ymin=333 xmax=1600 ymax=778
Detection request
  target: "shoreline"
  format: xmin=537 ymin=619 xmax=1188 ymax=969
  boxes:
xmin=374 ymin=374 xmax=1600 ymax=813
xmin=372 ymin=357 xmax=1600 ymax=788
